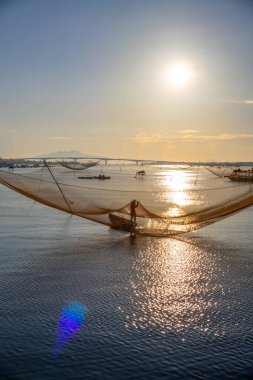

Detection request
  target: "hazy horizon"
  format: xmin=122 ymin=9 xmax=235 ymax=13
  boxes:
xmin=1 ymin=1 xmax=253 ymax=161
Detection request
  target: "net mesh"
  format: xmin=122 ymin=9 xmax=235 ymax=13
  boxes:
xmin=1 ymin=164 xmax=253 ymax=236
xmin=59 ymin=160 xmax=100 ymax=170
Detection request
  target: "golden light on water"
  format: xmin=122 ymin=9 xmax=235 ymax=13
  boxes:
xmin=121 ymin=238 xmax=225 ymax=335
xmin=118 ymin=167 xmax=244 ymax=329
xmin=167 ymin=170 xmax=192 ymax=207
xmin=160 ymin=170 xmax=193 ymax=217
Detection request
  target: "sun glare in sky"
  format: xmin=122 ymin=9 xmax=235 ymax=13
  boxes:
xmin=167 ymin=64 xmax=192 ymax=88
xmin=0 ymin=1 xmax=252 ymax=161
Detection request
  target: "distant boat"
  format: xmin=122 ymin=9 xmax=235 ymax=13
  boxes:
xmin=135 ymin=170 xmax=146 ymax=177
xmin=109 ymin=213 xmax=136 ymax=232
xmin=78 ymin=175 xmax=111 ymax=180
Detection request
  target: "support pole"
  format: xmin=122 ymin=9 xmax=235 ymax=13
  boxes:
xmin=43 ymin=160 xmax=72 ymax=213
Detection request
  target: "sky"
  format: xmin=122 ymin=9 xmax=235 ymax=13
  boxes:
xmin=1 ymin=0 xmax=253 ymax=161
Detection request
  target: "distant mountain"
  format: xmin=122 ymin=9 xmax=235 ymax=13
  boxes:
xmin=36 ymin=150 xmax=98 ymax=158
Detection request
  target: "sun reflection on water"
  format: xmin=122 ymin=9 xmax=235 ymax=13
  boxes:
xmin=156 ymin=169 xmax=196 ymax=217
xmin=121 ymin=238 xmax=224 ymax=335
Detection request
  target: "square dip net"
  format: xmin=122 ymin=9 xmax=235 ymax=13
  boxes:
xmin=1 ymin=162 xmax=253 ymax=237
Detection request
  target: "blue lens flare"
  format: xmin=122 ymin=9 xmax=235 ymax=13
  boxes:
xmin=55 ymin=301 xmax=88 ymax=354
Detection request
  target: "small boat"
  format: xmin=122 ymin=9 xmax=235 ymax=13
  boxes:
xmin=228 ymin=174 xmax=253 ymax=182
xmin=135 ymin=170 xmax=146 ymax=178
xmin=78 ymin=175 xmax=111 ymax=180
xmin=78 ymin=176 xmax=95 ymax=179
xmin=109 ymin=213 xmax=136 ymax=232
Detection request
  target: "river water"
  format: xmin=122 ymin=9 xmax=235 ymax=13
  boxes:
xmin=1 ymin=169 xmax=253 ymax=379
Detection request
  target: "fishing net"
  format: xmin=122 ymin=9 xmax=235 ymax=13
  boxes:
xmin=59 ymin=160 xmax=100 ymax=170
xmin=206 ymin=166 xmax=231 ymax=177
xmin=0 ymin=164 xmax=253 ymax=236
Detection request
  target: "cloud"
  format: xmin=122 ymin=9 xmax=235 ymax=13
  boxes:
xmin=129 ymin=132 xmax=253 ymax=144
xmin=179 ymin=129 xmax=199 ymax=134
xmin=180 ymin=133 xmax=253 ymax=141
xmin=230 ymin=99 xmax=253 ymax=105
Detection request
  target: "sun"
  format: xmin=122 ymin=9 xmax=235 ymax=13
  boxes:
xmin=167 ymin=63 xmax=192 ymax=88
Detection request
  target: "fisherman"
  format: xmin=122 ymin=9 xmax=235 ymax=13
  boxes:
xmin=130 ymin=199 xmax=139 ymax=223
